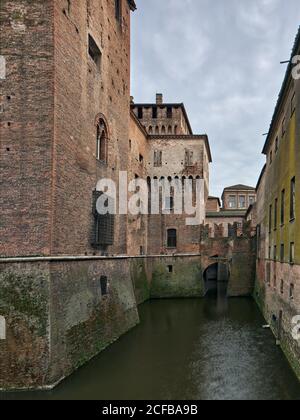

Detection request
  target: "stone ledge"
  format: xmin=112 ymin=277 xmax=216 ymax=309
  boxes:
xmin=0 ymin=254 xmax=202 ymax=264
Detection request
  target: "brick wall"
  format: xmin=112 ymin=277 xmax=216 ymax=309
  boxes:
xmin=127 ymin=113 xmax=150 ymax=255
xmin=51 ymin=0 xmax=132 ymax=256
xmin=0 ymin=0 xmax=55 ymax=257
xmin=0 ymin=0 xmax=133 ymax=257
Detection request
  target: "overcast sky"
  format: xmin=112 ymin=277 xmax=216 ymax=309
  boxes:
xmin=131 ymin=0 xmax=300 ymax=198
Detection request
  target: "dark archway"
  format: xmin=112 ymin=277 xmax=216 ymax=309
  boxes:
xmin=203 ymin=262 xmax=229 ymax=297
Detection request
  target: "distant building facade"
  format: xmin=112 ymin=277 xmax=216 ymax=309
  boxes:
xmin=205 ymin=185 xmax=256 ymax=237
xmin=222 ymin=185 xmax=256 ymax=211
xmin=255 ymin=28 xmax=300 ymax=379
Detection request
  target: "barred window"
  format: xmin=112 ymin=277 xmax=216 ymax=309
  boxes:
xmin=92 ymin=191 xmax=115 ymax=248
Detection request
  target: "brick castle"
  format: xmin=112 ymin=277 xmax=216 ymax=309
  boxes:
xmin=0 ymin=1 xmax=299 ymax=389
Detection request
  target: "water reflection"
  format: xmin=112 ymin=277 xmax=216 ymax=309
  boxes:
xmin=1 ymin=296 xmax=300 ymax=400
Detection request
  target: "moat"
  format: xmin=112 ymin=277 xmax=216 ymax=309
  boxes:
xmin=1 ymin=297 xmax=300 ymax=401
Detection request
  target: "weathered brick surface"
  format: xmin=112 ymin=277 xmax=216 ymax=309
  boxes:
xmin=48 ymin=258 xmax=139 ymax=386
xmin=127 ymin=113 xmax=149 ymax=255
xmin=51 ymin=0 xmax=132 ymax=256
xmin=1 ymin=0 xmax=133 ymax=257
xmin=0 ymin=262 xmax=51 ymax=390
xmin=0 ymin=0 xmax=55 ymax=257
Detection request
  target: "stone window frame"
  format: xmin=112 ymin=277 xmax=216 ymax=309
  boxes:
xmin=95 ymin=114 xmax=110 ymax=164
xmin=228 ymin=195 xmax=237 ymax=209
xmin=238 ymin=195 xmax=246 ymax=209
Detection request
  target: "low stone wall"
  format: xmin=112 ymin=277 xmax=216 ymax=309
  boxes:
xmin=228 ymin=237 xmax=256 ymax=297
xmin=48 ymin=259 xmax=140 ymax=387
xmin=0 ymin=251 xmax=256 ymax=391
xmin=149 ymin=256 xmax=204 ymax=299
xmin=0 ymin=262 xmax=51 ymax=390
xmin=0 ymin=258 xmax=139 ymax=391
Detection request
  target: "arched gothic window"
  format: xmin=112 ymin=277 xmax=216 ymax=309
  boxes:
xmin=96 ymin=118 xmax=108 ymax=163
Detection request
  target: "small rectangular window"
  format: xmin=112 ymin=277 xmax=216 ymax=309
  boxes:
xmin=274 ymin=245 xmax=277 ymax=261
xmin=152 ymin=106 xmax=157 ymax=119
xmin=167 ymin=229 xmax=177 ymax=248
xmin=88 ymin=34 xmax=101 ymax=70
xmin=92 ymin=191 xmax=115 ymax=247
xmin=229 ymin=195 xmax=237 ymax=209
xmin=139 ymin=154 xmax=144 ymax=163
xmin=138 ymin=107 xmax=143 ymax=119
xmin=154 ymin=150 xmax=162 ymax=167
xmin=115 ymin=0 xmax=122 ymax=23
xmin=291 ymin=92 xmax=296 ymax=117
xmin=269 ymin=204 xmax=272 ymax=234
xmin=185 ymin=149 xmax=194 ymax=166
xmin=290 ymin=242 xmax=295 ymax=264
xmin=0 ymin=316 xmax=6 ymax=340
xmin=290 ymin=177 xmax=296 ymax=220
xmin=100 ymin=276 xmax=108 ymax=296
xmin=239 ymin=195 xmax=246 ymax=209
xmin=282 ymin=116 xmax=286 ymax=138
xmin=167 ymin=107 xmax=173 ymax=119
xmin=274 ymin=198 xmax=278 ymax=230
xmin=168 ymin=265 xmax=173 ymax=273
xmin=266 ymin=262 xmax=271 ymax=286
xmin=281 ymin=189 xmax=285 ymax=225
xmin=280 ymin=244 xmax=284 ymax=263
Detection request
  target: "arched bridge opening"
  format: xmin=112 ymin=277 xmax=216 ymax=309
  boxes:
xmin=203 ymin=259 xmax=230 ymax=297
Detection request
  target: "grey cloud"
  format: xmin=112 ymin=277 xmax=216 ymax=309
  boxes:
xmin=131 ymin=0 xmax=300 ymax=197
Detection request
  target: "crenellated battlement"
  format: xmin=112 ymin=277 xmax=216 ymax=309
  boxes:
xmin=200 ymin=221 xmax=254 ymax=240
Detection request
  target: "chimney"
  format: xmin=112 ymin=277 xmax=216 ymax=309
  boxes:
xmin=156 ymin=93 xmax=163 ymax=105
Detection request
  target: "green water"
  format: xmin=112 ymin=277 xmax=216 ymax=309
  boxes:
xmin=1 ymin=298 xmax=300 ymax=400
